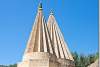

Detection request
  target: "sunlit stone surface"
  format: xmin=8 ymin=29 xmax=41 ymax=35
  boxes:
xmin=17 ymin=3 xmax=75 ymax=67
xmin=88 ymin=59 xmax=99 ymax=67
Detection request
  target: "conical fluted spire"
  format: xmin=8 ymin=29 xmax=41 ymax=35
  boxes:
xmin=47 ymin=12 xmax=74 ymax=61
xmin=24 ymin=3 xmax=54 ymax=55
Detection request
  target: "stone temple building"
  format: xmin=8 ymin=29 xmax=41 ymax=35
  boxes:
xmin=17 ymin=3 xmax=75 ymax=67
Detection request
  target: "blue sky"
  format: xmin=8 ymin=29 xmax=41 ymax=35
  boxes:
xmin=0 ymin=0 xmax=98 ymax=65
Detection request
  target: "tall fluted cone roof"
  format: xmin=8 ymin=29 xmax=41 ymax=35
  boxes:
xmin=24 ymin=3 xmax=54 ymax=54
xmin=47 ymin=12 xmax=74 ymax=61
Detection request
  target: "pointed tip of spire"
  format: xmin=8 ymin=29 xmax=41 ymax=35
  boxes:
xmin=50 ymin=9 xmax=54 ymax=15
xmin=38 ymin=2 xmax=42 ymax=10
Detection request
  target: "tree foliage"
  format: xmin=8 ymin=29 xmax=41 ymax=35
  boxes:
xmin=72 ymin=52 xmax=99 ymax=67
xmin=0 ymin=64 xmax=17 ymax=67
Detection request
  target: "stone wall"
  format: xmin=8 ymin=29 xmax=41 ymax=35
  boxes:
xmin=17 ymin=52 xmax=59 ymax=67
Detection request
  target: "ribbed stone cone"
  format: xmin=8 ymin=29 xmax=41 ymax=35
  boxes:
xmin=18 ymin=3 xmax=59 ymax=67
xmin=24 ymin=3 xmax=54 ymax=54
xmin=47 ymin=12 xmax=74 ymax=61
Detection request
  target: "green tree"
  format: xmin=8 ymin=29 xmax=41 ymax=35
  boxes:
xmin=8 ymin=64 xmax=17 ymax=67
xmin=72 ymin=52 xmax=98 ymax=67
xmin=88 ymin=54 xmax=95 ymax=64
xmin=72 ymin=52 xmax=80 ymax=67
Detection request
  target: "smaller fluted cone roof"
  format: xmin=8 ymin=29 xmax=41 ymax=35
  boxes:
xmin=47 ymin=12 xmax=74 ymax=61
xmin=24 ymin=3 xmax=54 ymax=55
